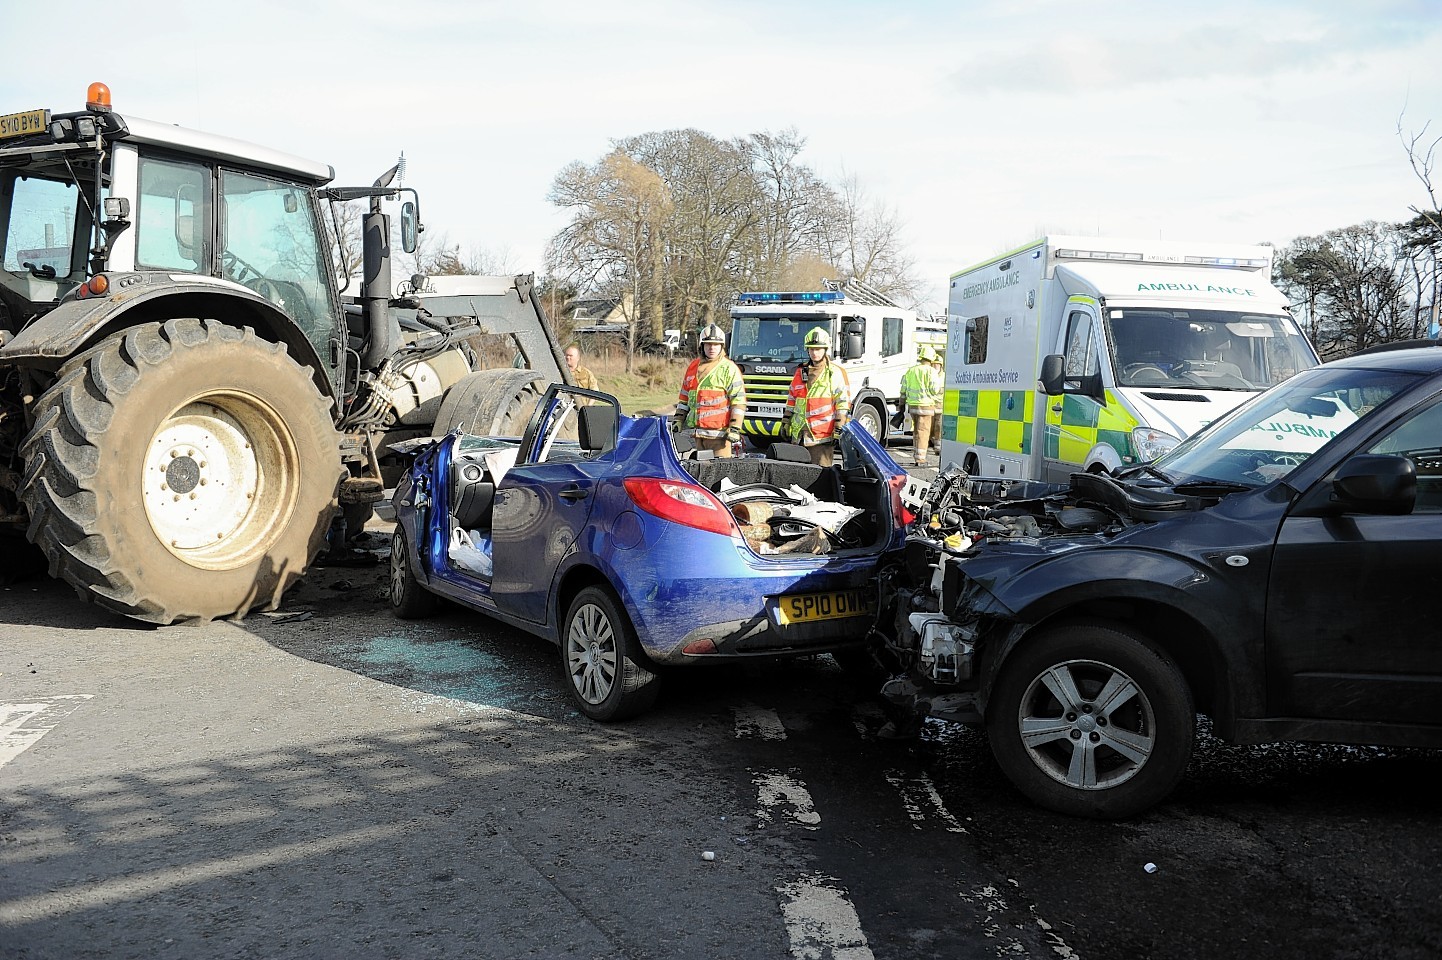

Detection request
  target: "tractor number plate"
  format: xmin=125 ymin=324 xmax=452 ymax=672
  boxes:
xmin=0 ymin=110 xmax=49 ymax=140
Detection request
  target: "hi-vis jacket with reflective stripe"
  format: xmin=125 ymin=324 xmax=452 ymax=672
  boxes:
xmin=785 ymin=361 xmax=850 ymax=444
xmin=901 ymin=362 xmax=943 ymax=413
xmin=677 ymin=357 xmax=746 ymax=438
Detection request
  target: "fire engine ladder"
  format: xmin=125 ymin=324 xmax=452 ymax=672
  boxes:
xmin=823 ymin=277 xmax=901 ymax=308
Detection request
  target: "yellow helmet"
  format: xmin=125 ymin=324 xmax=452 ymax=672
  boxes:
xmin=803 ymin=326 xmax=830 ymax=350
xmin=917 ymin=345 xmax=938 ymax=363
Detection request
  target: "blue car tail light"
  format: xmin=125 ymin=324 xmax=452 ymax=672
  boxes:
xmin=623 ymin=477 xmax=739 ymax=537
xmin=891 ymin=473 xmax=916 ymax=527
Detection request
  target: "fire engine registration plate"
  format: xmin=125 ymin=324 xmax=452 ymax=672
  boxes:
xmin=775 ymin=588 xmax=874 ymax=625
xmin=755 ymin=403 xmax=785 ymax=418
xmin=0 ymin=109 xmax=49 ymax=140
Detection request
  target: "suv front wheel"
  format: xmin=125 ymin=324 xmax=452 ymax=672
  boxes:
xmin=986 ymin=622 xmax=1194 ymax=819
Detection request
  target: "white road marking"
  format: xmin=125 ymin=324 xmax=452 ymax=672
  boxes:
xmin=959 ymin=881 xmax=1080 ymax=959
xmin=753 ymin=770 xmax=821 ymax=829
xmin=884 ymin=769 xmax=967 ymax=833
xmin=776 ymin=874 xmax=876 ymax=960
xmin=734 ymin=703 xmax=788 ymax=740
xmin=0 ymin=697 xmax=93 ymax=769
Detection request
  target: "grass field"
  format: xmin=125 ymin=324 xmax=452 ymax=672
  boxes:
xmin=582 ymin=353 xmax=687 ymax=416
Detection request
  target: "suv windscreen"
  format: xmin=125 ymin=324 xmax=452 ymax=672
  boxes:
xmin=1153 ymin=366 xmax=1420 ymax=487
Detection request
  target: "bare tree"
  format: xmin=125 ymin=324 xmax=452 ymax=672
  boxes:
xmin=463 ymin=243 xmax=517 ymax=276
xmin=547 ymin=151 xmax=672 ymax=372
xmin=1398 ymin=112 xmax=1442 ymax=338
xmin=743 ymin=129 xmax=839 ymax=290
xmin=1276 ymin=223 xmax=1414 ymax=358
xmin=325 ymin=200 xmax=366 ymax=284
xmin=818 ymin=173 xmax=925 ymax=307
xmin=546 ymin=126 xmax=926 ymax=362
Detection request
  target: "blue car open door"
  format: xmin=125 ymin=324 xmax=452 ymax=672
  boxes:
xmin=489 ymin=386 xmax=620 ymax=625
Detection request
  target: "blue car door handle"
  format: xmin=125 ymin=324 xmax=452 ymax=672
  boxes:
xmin=559 ymin=485 xmax=588 ymax=502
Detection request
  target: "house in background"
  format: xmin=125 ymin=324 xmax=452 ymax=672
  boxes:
xmin=564 ymin=294 xmax=685 ymax=359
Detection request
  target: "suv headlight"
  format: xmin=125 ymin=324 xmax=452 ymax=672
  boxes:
xmin=1132 ymin=426 xmax=1180 ymax=462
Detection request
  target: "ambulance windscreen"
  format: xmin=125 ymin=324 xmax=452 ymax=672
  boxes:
xmin=1106 ymin=308 xmax=1315 ymax=391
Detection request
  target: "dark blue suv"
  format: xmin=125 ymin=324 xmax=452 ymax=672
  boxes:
xmin=883 ymin=344 xmax=1442 ymax=818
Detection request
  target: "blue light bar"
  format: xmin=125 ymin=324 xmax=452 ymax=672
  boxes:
xmin=737 ymin=291 xmax=843 ymax=303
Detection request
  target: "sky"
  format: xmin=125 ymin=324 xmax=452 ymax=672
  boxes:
xmin=5 ymin=0 xmax=1441 ymax=312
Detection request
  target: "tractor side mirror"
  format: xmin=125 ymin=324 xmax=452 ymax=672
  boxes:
xmin=400 ymin=201 xmax=418 ymax=254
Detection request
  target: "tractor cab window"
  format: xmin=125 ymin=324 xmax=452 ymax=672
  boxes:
xmin=2 ymin=173 xmax=80 ymax=280
xmin=136 ymin=156 xmax=211 ymax=273
xmin=219 ymin=169 xmax=337 ymax=344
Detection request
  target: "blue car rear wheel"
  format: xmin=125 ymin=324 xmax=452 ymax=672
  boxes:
xmin=562 ymin=586 xmax=659 ymax=721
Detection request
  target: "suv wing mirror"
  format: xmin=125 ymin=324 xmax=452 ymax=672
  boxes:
xmin=1332 ymin=454 xmax=1416 ymax=514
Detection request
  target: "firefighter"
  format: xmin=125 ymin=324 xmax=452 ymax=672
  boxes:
xmin=675 ymin=323 xmax=745 ymax=457
xmin=902 ymin=344 xmax=944 ymax=467
xmin=784 ymin=326 xmax=850 ymax=467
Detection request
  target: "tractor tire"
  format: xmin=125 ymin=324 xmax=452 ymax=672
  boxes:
xmin=19 ymin=319 xmax=344 ymax=624
xmin=432 ymin=369 xmax=550 ymax=438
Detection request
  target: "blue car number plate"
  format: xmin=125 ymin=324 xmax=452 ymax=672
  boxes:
xmin=775 ymin=589 xmax=873 ymax=625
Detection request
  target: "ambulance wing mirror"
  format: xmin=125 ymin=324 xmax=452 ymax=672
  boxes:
xmin=1039 ymin=353 xmax=1104 ymax=401
xmin=1039 ymin=354 xmax=1066 ymax=395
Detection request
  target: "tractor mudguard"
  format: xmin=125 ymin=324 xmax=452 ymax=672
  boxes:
xmin=0 ymin=274 xmax=332 ymax=394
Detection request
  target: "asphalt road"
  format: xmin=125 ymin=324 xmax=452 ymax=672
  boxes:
xmin=2 ymin=526 xmax=1440 ymax=960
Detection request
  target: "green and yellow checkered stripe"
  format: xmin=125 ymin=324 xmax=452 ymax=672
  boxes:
xmin=942 ymin=388 xmax=1141 ymax=466
xmin=942 ymin=389 xmax=1034 ymax=456
xmin=1042 ymin=390 xmax=1139 ymax=464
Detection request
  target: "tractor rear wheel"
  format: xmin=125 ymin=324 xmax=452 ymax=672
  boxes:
xmin=19 ymin=319 xmax=343 ymax=624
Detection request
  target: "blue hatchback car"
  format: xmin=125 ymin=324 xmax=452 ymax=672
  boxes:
xmin=389 ymin=384 xmax=911 ymax=720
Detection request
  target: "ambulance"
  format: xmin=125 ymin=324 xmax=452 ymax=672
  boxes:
xmin=941 ymin=235 xmax=1320 ymax=482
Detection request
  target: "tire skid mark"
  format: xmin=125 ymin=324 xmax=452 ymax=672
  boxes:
xmin=0 ymin=696 xmax=93 ymax=769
